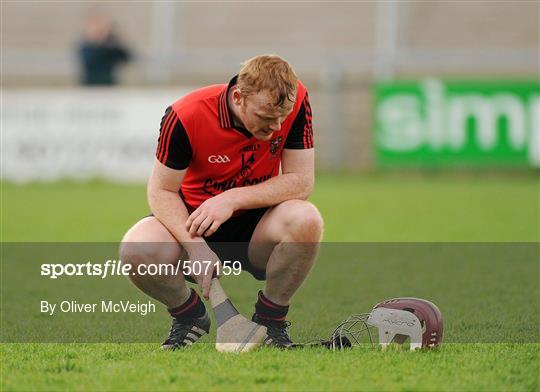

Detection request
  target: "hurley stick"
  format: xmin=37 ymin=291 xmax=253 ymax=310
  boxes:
xmin=209 ymin=278 xmax=267 ymax=353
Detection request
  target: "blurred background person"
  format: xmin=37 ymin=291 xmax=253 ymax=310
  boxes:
xmin=77 ymin=12 xmax=131 ymax=86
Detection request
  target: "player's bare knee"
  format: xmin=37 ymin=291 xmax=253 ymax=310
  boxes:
xmin=281 ymin=200 xmax=324 ymax=241
xmin=119 ymin=242 xmax=180 ymax=269
xmin=119 ymin=217 xmax=182 ymax=269
xmin=119 ymin=242 xmax=150 ymax=269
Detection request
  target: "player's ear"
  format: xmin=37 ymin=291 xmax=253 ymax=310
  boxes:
xmin=232 ymin=87 xmax=243 ymax=105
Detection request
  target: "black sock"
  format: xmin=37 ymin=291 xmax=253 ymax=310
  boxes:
xmin=255 ymin=290 xmax=289 ymax=322
xmin=168 ymin=289 xmax=205 ymax=319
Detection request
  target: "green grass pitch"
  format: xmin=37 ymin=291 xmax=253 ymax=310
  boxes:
xmin=1 ymin=173 xmax=539 ymax=391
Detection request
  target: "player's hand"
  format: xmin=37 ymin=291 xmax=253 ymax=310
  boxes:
xmin=186 ymin=245 xmax=221 ymax=300
xmin=186 ymin=193 xmax=235 ymax=237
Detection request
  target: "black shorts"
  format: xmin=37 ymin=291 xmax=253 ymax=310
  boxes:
xmin=149 ymin=208 xmax=268 ymax=281
xmin=205 ymin=208 xmax=268 ymax=281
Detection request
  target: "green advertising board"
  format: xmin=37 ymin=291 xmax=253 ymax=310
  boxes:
xmin=374 ymin=79 xmax=540 ymax=168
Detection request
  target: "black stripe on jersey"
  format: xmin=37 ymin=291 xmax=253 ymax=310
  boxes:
xmin=218 ymin=85 xmax=233 ymax=129
xmin=156 ymin=107 xmax=193 ymax=170
xmin=158 ymin=109 xmax=177 ymax=162
xmin=157 ymin=107 xmax=172 ymax=159
xmin=218 ymin=91 xmax=227 ymax=128
xmin=284 ymin=92 xmax=314 ymax=149
xmin=162 ymin=114 xmax=179 ymax=163
xmin=218 ymin=75 xmax=241 ymax=130
xmin=303 ymin=93 xmax=313 ymax=148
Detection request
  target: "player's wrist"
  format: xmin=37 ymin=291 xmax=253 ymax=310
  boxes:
xmin=180 ymin=236 xmax=207 ymax=252
xmin=223 ymin=188 xmax=243 ymax=211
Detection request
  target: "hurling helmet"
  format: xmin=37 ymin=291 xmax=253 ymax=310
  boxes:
xmin=326 ymin=297 xmax=443 ymax=351
xmin=367 ymin=297 xmax=443 ymax=350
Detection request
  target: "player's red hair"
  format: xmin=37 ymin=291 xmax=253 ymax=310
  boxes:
xmin=237 ymin=55 xmax=298 ymax=111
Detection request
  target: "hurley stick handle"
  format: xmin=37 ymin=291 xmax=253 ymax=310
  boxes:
xmin=209 ymin=278 xmax=228 ymax=308
xmin=209 ymin=278 xmax=241 ymax=328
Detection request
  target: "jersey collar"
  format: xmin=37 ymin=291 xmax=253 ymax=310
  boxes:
xmin=218 ymin=75 xmax=252 ymax=138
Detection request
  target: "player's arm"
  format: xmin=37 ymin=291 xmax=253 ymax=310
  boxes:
xmin=150 ymin=106 xmax=196 ymax=244
xmin=225 ymin=147 xmax=314 ymax=207
xmin=147 ymin=160 xmax=199 ymax=244
xmin=149 ymin=107 xmax=218 ymax=298
xmin=147 ymin=161 xmax=219 ymax=299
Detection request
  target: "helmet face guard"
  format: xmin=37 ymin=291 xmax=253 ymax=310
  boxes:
xmin=329 ymin=313 xmax=374 ymax=350
xmin=327 ymin=297 xmax=443 ymax=351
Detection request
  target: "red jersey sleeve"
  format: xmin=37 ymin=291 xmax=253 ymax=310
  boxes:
xmin=284 ymin=92 xmax=314 ymax=149
xmin=155 ymin=107 xmax=193 ymax=170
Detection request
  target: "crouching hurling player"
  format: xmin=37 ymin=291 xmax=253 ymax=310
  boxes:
xmin=120 ymin=55 xmax=323 ymax=349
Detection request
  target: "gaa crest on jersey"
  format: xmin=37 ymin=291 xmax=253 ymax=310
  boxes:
xmin=207 ymin=155 xmax=231 ymax=164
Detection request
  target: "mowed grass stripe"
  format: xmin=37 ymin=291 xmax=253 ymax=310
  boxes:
xmin=2 ymin=173 xmax=538 ymax=242
xmin=1 ymin=343 xmax=538 ymax=391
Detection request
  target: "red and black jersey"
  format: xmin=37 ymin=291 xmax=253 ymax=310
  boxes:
xmin=156 ymin=75 xmax=313 ymax=211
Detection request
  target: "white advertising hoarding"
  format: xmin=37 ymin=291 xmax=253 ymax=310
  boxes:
xmin=2 ymin=88 xmax=192 ymax=182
